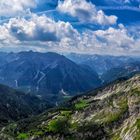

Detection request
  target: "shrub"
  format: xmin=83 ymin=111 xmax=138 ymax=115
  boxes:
xmin=17 ymin=133 xmax=28 ymax=139
xmin=47 ymin=116 xmax=70 ymax=133
xmin=75 ymin=100 xmax=89 ymax=110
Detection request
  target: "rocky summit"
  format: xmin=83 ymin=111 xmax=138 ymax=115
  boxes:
xmin=0 ymin=74 xmax=140 ymax=140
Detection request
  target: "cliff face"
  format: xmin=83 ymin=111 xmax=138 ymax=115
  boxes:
xmin=1 ymin=74 xmax=140 ymax=140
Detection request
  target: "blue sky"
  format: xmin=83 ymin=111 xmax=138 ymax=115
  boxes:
xmin=0 ymin=0 xmax=140 ymax=55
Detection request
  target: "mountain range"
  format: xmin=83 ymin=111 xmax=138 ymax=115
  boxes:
xmin=66 ymin=53 xmax=140 ymax=74
xmin=0 ymin=51 xmax=139 ymax=103
xmin=66 ymin=53 xmax=140 ymax=83
xmin=0 ymin=51 xmax=139 ymax=139
xmin=0 ymin=51 xmax=101 ymax=103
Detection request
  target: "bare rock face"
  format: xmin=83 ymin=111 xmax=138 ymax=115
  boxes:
xmin=0 ymin=74 xmax=140 ymax=140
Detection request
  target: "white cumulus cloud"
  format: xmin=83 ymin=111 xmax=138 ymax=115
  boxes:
xmin=0 ymin=13 xmax=78 ymax=44
xmin=57 ymin=0 xmax=118 ymax=25
xmin=0 ymin=13 xmax=139 ymax=55
xmin=0 ymin=0 xmax=36 ymax=17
